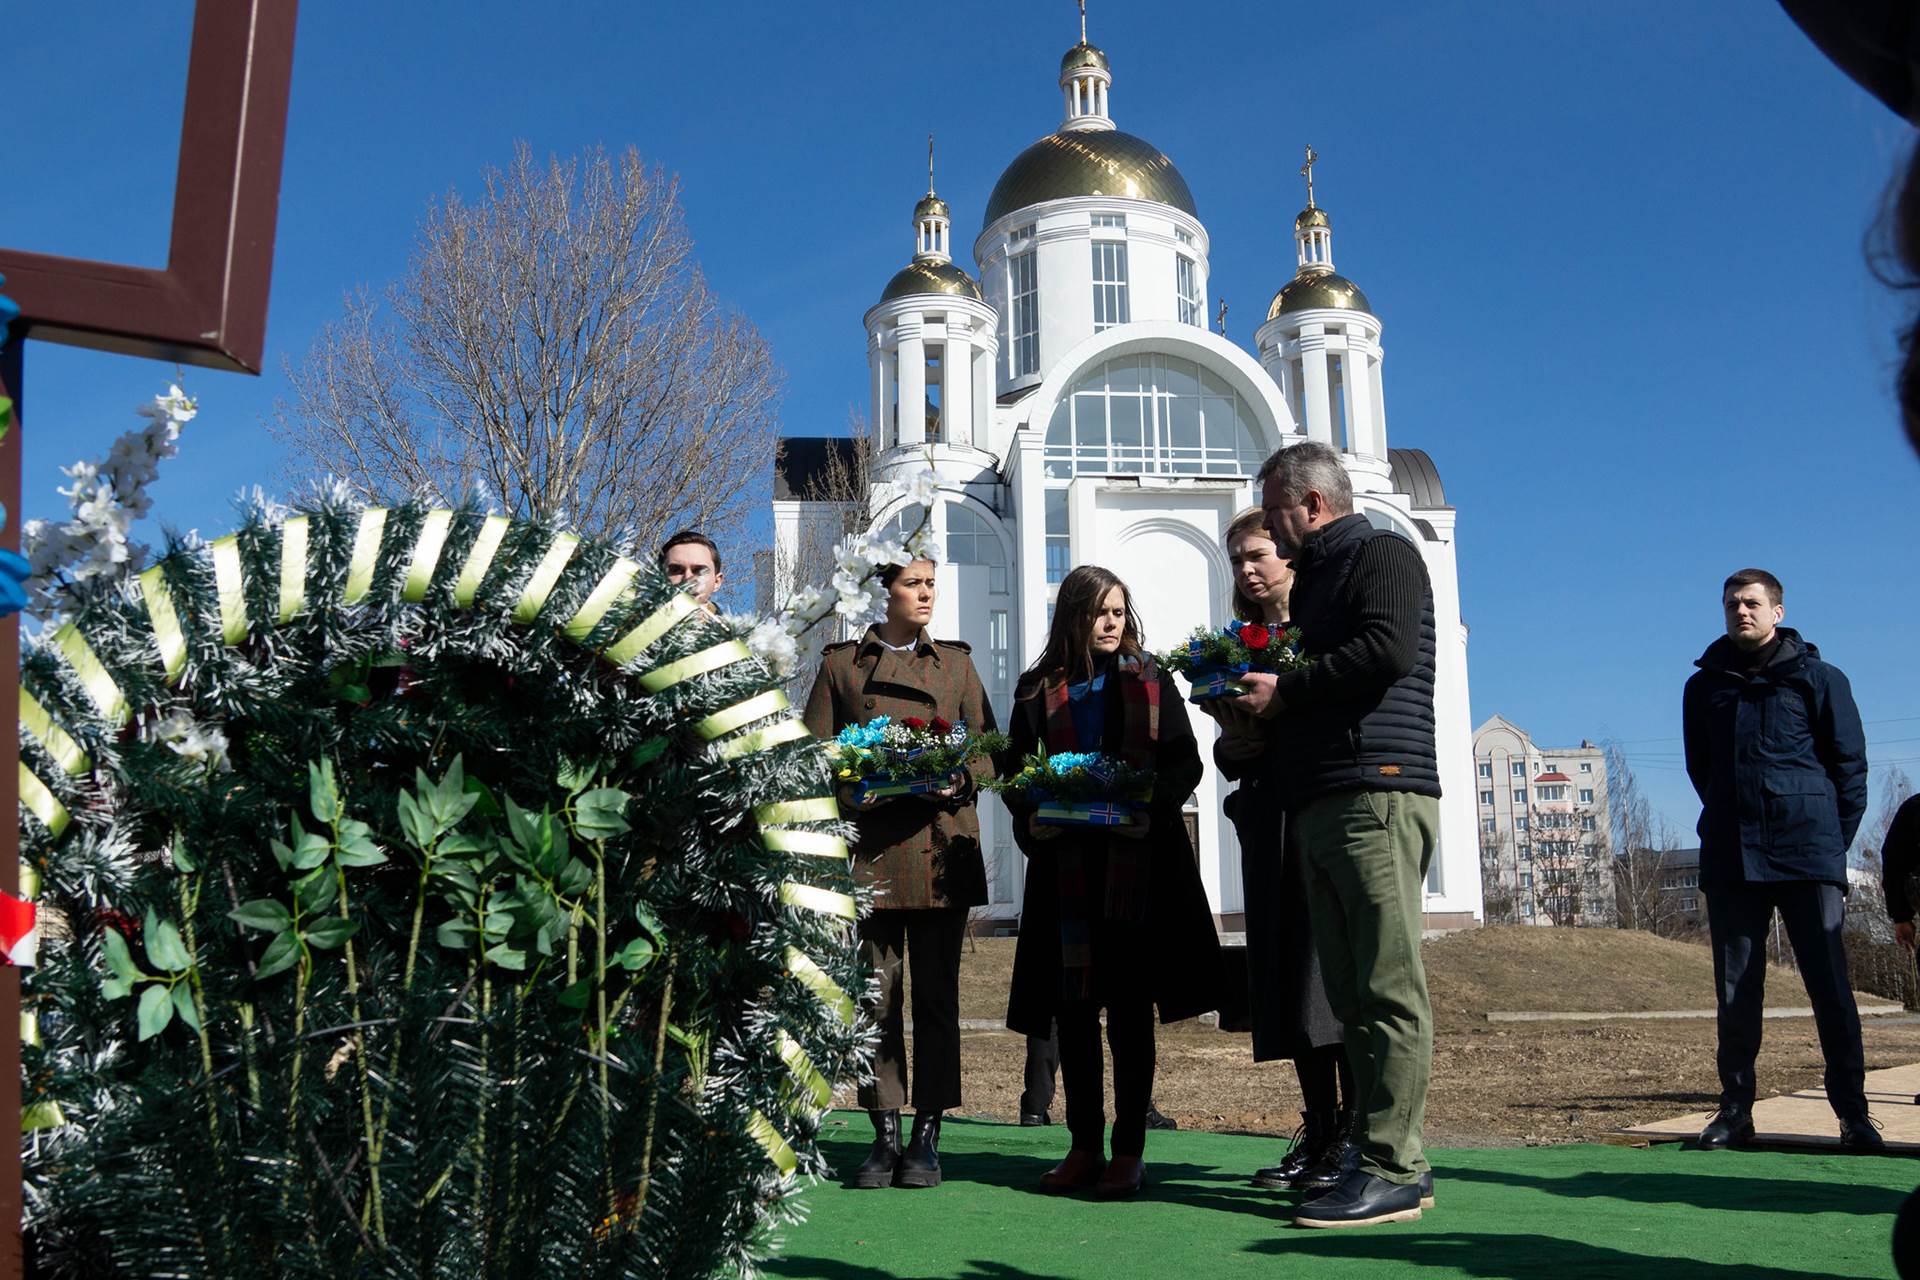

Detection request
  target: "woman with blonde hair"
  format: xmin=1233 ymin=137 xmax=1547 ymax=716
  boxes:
xmin=1212 ymin=507 xmax=1354 ymax=1194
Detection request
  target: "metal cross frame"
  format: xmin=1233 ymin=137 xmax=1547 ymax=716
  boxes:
xmin=0 ymin=4 xmax=299 ymax=1273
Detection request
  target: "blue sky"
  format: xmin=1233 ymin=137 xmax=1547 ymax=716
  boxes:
xmin=10 ymin=1 xmax=1920 ymax=838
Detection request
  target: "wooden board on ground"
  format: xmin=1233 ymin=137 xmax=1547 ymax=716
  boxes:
xmin=1609 ymin=1061 xmax=1920 ymax=1153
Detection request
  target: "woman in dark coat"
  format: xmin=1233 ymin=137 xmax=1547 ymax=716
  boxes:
xmin=1209 ymin=507 xmax=1352 ymax=1192
xmin=1001 ymin=565 xmax=1221 ymax=1199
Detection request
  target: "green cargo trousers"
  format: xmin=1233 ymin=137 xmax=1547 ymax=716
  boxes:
xmin=1292 ymin=787 xmax=1439 ymax=1185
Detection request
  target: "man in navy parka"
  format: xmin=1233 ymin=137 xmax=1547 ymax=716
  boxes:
xmin=1682 ymin=567 xmax=1880 ymax=1151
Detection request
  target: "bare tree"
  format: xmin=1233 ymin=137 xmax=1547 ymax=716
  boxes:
xmin=1846 ymin=767 xmax=1917 ymax=1005
xmin=270 ymin=143 xmax=782 ymax=549
xmin=1607 ymin=741 xmax=1692 ymax=936
xmin=1480 ymin=831 xmax=1520 ymax=924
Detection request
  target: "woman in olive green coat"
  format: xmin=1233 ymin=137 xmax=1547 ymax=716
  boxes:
xmin=802 ymin=558 xmax=996 ymax=1190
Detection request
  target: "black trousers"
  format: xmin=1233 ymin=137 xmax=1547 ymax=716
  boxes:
xmin=1021 ymin=1027 xmax=1059 ymax=1117
xmin=1705 ymin=878 xmax=1867 ymax=1116
xmin=858 ymin=906 xmax=966 ymax=1112
xmin=1058 ymin=997 xmax=1156 ymax=1157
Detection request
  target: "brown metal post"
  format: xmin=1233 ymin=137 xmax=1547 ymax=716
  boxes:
xmin=1 ymin=327 xmax=25 ymax=1280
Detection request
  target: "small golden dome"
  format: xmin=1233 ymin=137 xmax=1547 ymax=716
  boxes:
xmin=1266 ymin=272 xmax=1371 ymax=321
xmin=1060 ymin=42 xmax=1110 ymax=76
xmin=1295 ymin=206 xmax=1330 ymax=230
xmin=880 ymin=259 xmax=982 ymax=304
xmin=914 ymin=193 xmax=950 ymax=221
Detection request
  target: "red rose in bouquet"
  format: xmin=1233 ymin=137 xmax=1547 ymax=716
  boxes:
xmin=1241 ymin=623 xmax=1271 ymax=650
xmin=929 ymin=716 xmax=953 ymax=735
xmin=902 ymin=716 xmax=928 ymax=731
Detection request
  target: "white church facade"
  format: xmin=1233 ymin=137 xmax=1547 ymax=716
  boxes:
xmin=771 ymin=27 xmax=1482 ymax=932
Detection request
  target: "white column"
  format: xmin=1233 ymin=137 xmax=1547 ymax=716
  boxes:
xmin=1300 ymin=343 xmax=1334 ymax=446
xmin=897 ymin=327 xmax=926 ymax=448
xmin=945 ymin=327 xmax=973 ymax=453
xmin=878 ymin=342 xmax=897 ymax=447
xmin=1370 ymin=352 xmax=1389 ymax=457
xmin=1345 ymin=347 xmax=1377 ymax=460
xmin=869 ymin=334 xmax=887 ymax=442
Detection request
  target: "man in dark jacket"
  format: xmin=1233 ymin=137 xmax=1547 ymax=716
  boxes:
xmin=1240 ymin=440 xmax=1439 ymax=1228
xmin=1682 ymin=567 xmax=1880 ymax=1151
xmin=1880 ymin=793 xmax=1920 ymax=951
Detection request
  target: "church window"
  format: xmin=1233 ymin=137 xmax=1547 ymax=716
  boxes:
xmin=1010 ymin=223 xmax=1034 ymax=244
xmin=989 ymin=565 xmax=1009 ymax=595
xmin=1091 ymin=242 xmax=1130 ymax=331
xmin=1010 ymin=252 xmax=1039 ymax=378
xmin=1044 ymin=354 xmax=1263 ymax=478
xmin=1044 ymin=488 xmax=1070 ymax=584
xmin=1176 ymin=255 xmax=1200 ymax=327
xmin=1175 ymin=227 xmax=1194 ymax=246
xmin=988 ymin=610 xmax=1010 ymax=686
xmin=1091 ymin=212 xmax=1126 ymax=229
xmin=945 ymin=503 xmax=1005 ymax=570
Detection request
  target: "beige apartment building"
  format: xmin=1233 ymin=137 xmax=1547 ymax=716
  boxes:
xmin=1471 ymin=715 xmax=1613 ymax=926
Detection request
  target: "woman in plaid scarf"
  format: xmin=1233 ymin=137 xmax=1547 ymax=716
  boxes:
xmin=1001 ymin=565 xmax=1222 ymax=1199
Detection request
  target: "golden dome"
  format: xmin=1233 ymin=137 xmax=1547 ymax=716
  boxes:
xmin=1060 ymin=42 xmax=1110 ymax=76
xmin=1295 ymin=206 xmax=1330 ymax=230
xmin=879 ymin=259 xmax=982 ymax=304
xmin=1266 ymin=272 xmax=1371 ymax=320
xmin=982 ymin=129 xmax=1196 ymax=229
xmin=914 ymin=193 xmax=951 ymax=221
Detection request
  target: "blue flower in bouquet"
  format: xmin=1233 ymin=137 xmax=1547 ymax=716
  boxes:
xmin=834 ymin=716 xmax=892 ymax=750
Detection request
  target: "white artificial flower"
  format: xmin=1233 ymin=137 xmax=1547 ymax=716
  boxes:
xmin=147 ymin=709 xmax=231 ymax=774
xmin=906 ymin=468 xmax=940 ymax=507
xmin=745 ymin=617 xmax=800 ymax=677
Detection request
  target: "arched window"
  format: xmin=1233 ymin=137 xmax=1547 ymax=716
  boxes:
xmin=1044 ymin=353 xmax=1264 ymax=478
xmin=1360 ymin=502 xmax=1419 ymax=544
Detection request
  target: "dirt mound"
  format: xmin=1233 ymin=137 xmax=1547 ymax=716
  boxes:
xmin=1425 ymin=924 xmax=1902 ymax=1027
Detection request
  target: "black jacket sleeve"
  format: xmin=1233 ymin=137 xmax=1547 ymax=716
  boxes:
xmin=1152 ymin=671 xmax=1205 ymax=819
xmin=1271 ymin=536 xmax=1425 ymax=711
xmin=1001 ymin=691 xmax=1042 ymax=861
xmin=1880 ymin=795 xmax=1920 ymax=924
xmin=1813 ymin=664 xmax=1870 ymax=851
xmin=1681 ymin=673 xmax=1711 ymax=806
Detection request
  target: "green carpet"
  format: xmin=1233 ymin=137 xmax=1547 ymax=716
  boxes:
xmin=762 ymin=1117 xmax=1914 ymax=1279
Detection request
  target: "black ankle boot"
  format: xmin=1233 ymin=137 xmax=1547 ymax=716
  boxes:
xmin=1293 ymin=1109 xmax=1358 ymax=1193
xmin=895 ymin=1111 xmax=943 ymax=1188
xmin=849 ymin=1109 xmax=901 ymax=1188
xmin=1253 ymin=1110 xmax=1335 ymax=1189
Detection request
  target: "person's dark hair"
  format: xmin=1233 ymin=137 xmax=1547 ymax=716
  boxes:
xmin=1722 ymin=567 xmax=1784 ymax=608
xmin=1016 ymin=565 xmax=1143 ymax=695
xmin=878 ymin=557 xmax=936 ymax=590
xmin=657 ymin=529 xmax=722 ymax=573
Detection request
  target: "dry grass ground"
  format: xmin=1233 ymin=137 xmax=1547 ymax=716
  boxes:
xmin=852 ymin=926 xmax=1920 ymax=1148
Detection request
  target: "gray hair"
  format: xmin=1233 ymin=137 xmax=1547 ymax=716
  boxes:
xmin=1255 ymin=441 xmax=1353 ymax=514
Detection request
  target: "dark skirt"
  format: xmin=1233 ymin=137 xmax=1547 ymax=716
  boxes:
xmin=1231 ymin=783 xmax=1343 ymax=1062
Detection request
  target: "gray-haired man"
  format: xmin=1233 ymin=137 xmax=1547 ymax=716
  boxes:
xmin=1238 ymin=440 xmax=1439 ymax=1228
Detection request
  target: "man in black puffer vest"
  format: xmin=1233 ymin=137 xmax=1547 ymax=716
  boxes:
xmin=1683 ymin=567 xmax=1881 ymax=1153
xmin=1239 ymin=441 xmax=1439 ymax=1229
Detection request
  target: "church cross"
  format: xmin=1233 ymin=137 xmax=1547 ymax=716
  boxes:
xmin=928 ymin=133 xmax=936 ymax=195
xmin=1215 ymin=298 xmax=1228 ymax=338
xmin=1301 ymin=144 xmax=1319 ymax=208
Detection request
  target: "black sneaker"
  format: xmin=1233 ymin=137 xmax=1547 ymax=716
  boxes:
xmin=1018 ymin=1111 xmax=1050 ymax=1127
xmin=1294 ymin=1169 xmax=1423 ymax=1229
xmin=1144 ymin=1103 xmax=1179 ymax=1131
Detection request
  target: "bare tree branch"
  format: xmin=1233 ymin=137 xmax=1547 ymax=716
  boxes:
xmin=268 ymin=143 xmax=782 ymax=549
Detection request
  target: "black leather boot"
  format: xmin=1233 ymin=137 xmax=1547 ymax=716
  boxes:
xmin=1838 ymin=1111 xmax=1886 ymax=1153
xmin=849 ymin=1109 xmax=901 ymax=1188
xmin=1293 ymin=1109 xmax=1359 ymax=1194
xmin=894 ymin=1110 xmax=943 ymax=1188
xmin=1696 ymin=1103 xmax=1754 ymax=1150
xmin=1253 ymin=1110 xmax=1334 ymax=1189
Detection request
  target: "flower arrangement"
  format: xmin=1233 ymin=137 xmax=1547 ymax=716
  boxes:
xmin=831 ymin=714 xmax=1007 ymax=803
xmin=1156 ymin=619 xmax=1308 ymax=703
xmin=991 ymin=751 xmax=1155 ymax=828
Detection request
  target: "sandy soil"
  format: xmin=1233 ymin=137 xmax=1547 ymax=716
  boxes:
xmin=840 ymin=926 xmax=1920 ymax=1148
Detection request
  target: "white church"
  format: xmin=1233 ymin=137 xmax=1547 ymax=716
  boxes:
xmin=771 ymin=24 xmax=1482 ymax=932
